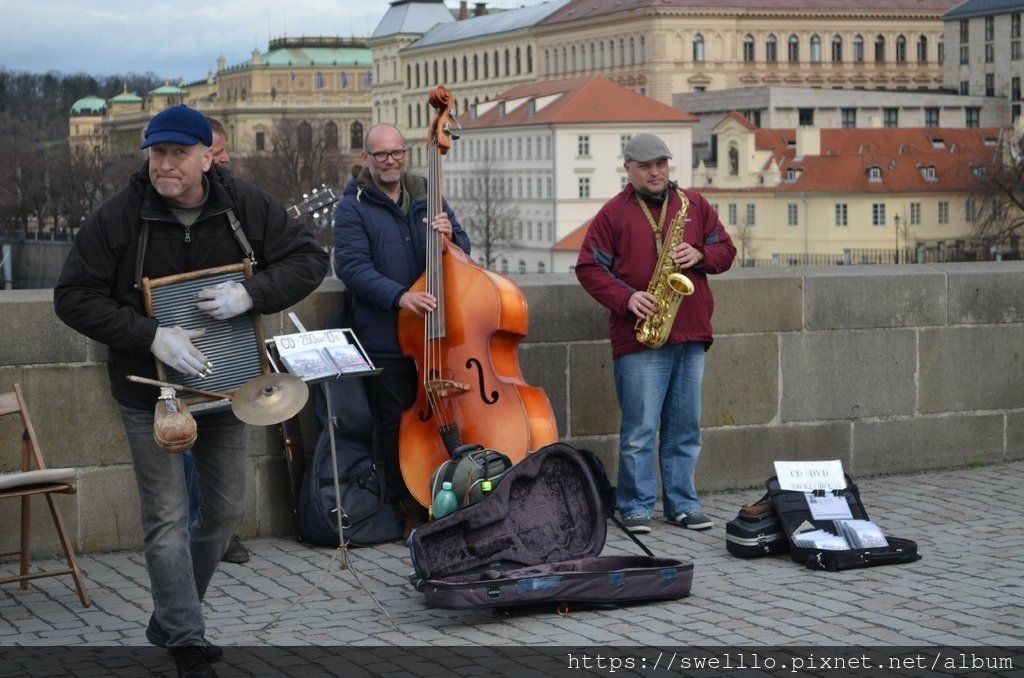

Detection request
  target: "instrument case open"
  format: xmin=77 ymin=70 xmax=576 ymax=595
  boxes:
xmin=407 ymin=442 xmax=693 ymax=610
xmin=766 ymin=473 xmax=921 ymax=571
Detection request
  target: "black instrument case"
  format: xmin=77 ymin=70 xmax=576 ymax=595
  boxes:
xmin=408 ymin=442 xmax=693 ymax=610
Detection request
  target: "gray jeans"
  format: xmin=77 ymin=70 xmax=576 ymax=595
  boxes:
xmin=119 ymin=404 xmax=247 ymax=647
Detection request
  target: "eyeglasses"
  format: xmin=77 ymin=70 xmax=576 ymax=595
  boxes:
xmin=368 ymin=148 xmax=407 ymax=162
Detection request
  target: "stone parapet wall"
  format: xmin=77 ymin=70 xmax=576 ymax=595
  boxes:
xmin=2 ymin=262 xmax=1022 ymax=555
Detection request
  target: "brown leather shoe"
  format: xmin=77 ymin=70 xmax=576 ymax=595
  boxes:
xmin=399 ymin=497 xmax=428 ymax=539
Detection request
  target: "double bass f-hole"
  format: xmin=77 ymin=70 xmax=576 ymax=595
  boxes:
xmin=465 ymin=358 xmax=499 ymax=404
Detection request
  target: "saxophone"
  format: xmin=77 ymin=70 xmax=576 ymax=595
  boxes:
xmin=634 ymin=191 xmax=695 ymax=349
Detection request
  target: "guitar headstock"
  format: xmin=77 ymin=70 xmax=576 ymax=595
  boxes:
xmin=287 ymin=185 xmax=339 ymax=219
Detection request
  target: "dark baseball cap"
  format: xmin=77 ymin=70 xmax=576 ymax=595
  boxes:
xmin=140 ymin=105 xmax=213 ymax=149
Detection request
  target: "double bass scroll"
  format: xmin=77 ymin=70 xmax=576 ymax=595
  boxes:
xmin=396 ymin=85 xmax=558 ymax=508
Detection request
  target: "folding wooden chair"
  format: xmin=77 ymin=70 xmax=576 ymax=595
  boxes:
xmin=0 ymin=383 xmax=89 ymax=607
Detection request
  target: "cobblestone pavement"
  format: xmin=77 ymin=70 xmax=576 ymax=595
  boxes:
xmin=1 ymin=461 xmax=1022 ymax=676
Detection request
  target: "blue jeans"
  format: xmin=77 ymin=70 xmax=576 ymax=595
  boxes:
xmin=613 ymin=342 xmax=705 ymax=520
xmin=119 ymin=405 xmax=247 ymax=647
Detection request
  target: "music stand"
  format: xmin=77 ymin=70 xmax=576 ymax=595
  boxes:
xmin=267 ymin=313 xmax=382 ymax=563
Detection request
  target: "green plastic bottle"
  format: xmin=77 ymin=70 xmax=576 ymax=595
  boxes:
xmin=432 ymin=481 xmax=459 ymax=519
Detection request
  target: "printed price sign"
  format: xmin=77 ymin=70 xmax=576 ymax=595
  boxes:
xmin=773 ymin=460 xmax=847 ymax=491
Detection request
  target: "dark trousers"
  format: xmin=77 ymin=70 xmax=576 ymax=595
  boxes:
xmin=364 ymin=356 xmax=418 ymax=503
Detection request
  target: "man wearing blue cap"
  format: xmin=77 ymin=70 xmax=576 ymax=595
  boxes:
xmin=54 ymin=104 xmax=329 ymax=678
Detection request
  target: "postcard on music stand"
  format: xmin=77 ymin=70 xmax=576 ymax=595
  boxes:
xmin=270 ymin=328 xmax=376 ymax=382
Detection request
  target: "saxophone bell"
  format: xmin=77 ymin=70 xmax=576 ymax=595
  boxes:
xmin=667 ymin=271 xmax=695 ymax=297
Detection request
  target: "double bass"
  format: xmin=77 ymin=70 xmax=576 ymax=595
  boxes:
xmin=397 ymin=85 xmax=558 ymax=507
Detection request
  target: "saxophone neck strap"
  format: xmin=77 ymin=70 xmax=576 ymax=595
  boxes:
xmin=636 ymin=187 xmax=688 ymax=256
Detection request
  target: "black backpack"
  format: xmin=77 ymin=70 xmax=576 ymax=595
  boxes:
xmin=297 ymin=366 xmax=403 ymax=547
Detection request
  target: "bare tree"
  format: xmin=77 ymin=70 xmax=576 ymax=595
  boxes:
xmin=965 ymin=125 xmax=1024 ymax=256
xmin=236 ymin=117 xmax=350 ymax=209
xmin=451 ymin=147 xmax=518 ymax=269
xmin=732 ymin=218 xmax=758 ymax=266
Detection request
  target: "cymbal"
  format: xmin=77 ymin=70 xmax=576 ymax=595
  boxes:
xmin=231 ymin=373 xmax=309 ymax=426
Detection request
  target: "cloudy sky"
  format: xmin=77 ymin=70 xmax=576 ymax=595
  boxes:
xmin=0 ymin=0 xmax=545 ymax=83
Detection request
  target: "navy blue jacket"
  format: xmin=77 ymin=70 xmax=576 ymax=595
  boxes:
xmin=333 ymin=170 xmax=470 ymax=359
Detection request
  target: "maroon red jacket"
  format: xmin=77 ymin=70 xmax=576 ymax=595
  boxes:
xmin=575 ymin=183 xmax=736 ymax=358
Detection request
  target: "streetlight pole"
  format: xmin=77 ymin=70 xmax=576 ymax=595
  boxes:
xmin=894 ymin=213 xmax=901 ymax=265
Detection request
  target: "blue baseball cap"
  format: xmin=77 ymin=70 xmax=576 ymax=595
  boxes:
xmin=140 ymin=105 xmax=213 ymax=149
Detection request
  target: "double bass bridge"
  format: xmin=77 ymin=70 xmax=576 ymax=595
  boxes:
xmin=425 ymin=378 xmax=470 ymax=400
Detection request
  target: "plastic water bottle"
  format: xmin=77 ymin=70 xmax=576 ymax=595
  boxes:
xmin=432 ymin=481 xmax=459 ymax=519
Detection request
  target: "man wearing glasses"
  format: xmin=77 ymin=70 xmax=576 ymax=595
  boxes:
xmin=334 ymin=123 xmax=471 ymax=537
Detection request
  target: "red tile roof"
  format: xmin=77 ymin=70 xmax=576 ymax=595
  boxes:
xmin=706 ymin=125 xmax=1007 ymax=195
xmin=553 ymin=219 xmax=592 ymax=251
xmin=460 ymin=76 xmax=697 ymax=129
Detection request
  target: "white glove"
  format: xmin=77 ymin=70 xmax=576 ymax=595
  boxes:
xmin=151 ymin=326 xmax=209 ymax=377
xmin=196 ymin=281 xmax=253 ymax=320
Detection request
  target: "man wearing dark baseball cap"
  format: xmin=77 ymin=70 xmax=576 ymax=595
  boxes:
xmin=575 ymin=131 xmax=736 ymax=537
xmin=55 ymin=103 xmax=329 ymax=678
xmin=141 ymin=104 xmax=213 ymax=149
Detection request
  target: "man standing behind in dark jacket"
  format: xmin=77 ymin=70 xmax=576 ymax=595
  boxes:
xmin=54 ymin=105 xmax=329 ymax=678
xmin=333 ymin=122 xmax=470 ymax=538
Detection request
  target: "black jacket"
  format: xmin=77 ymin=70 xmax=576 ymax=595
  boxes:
xmin=54 ymin=163 xmax=329 ymax=408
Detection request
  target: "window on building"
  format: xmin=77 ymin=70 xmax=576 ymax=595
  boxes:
xmin=938 ymin=201 xmax=949 ymax=224
xmin=925 ymin=107 xmax=940 ymax=127
xmin=693 ymin=34 xmax=705 ymax=62
xmin=985 ymin=43 xmax=995 ymax=63
xmin=917 ymin=36 xmax=928 ymax=62
xmin=883 ymin=108 xmax=898 ymax=128
xmin=788 ymin=35 xmax=800 ymax=62
xmin=728 ymin=203 xmax=738 ymax=226
xmin=255 ymin=131 xmax=265 ymax=152
xmin=835 ymin=203 xmax=848 ymax=226
xmin=518 ymin=260 xmax=526 ymax=274
xmin=910 ymin=202 xmax=921 ymax=225
xmin=745 ymin=203 xmax=756 ymax=226
xmin=787 ymin=203 xmax=799 ymax=226
xmin=985 ymin=73 xmax=995 ymax=97
xmin=959 ymin=19 xmax=969 ymax=43
xmin=853 ymin=35 xmax=864 ymax=62
xmin=578 ymin=177 xmax=590 ymax=198
xmin=538 ymin=262 xmax=546 ymax=274
xmin=965 ymin=199 xmax=977 ymax=223
xmin=960 ymin=44 xmax=970 ymax=65
xmin=832 ymin=35 xmax=843 ymax=62
xmin=869 ymin=166 xmax=882 ymax=181
xmin=966 ymin=107 xmax=980 ymax=128
xmin=1013 ymin=76 xmax=1022 ymax=101
xmin=798 ymin=108 xmax=814 ymax=126
xmin=766 ymin=35 xmax=778 ymax=62
xmin=811 ymin=35 xmax=822 ymax=62
xmin=874 ymin=35 xmax=886 ymax=62
xmin=351 ymin=122 xmax=363 ymax=149
xmin=896 ymin=35 xmax=907 ymax=62
xmin=841 ymin=108 xmax=856 ymax=128
xmin=620 ymin=135 xmax=631 ymax=156
xmin=744 ymin=34 xmax=755 ymax=61
xmin=500 ymin=258 xmax=509 ymax=274
xmin=577 ymin=135 xmax=590 ymax=156
xmin=985 ymin=15 xmax=994 ymax=40
xmin=324 ymin=121 xmax=338 ymax=150
xmin=872 ymin=203 xmax=886 ymax=226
